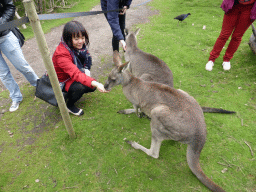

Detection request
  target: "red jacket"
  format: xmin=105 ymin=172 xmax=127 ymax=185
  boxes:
xmin=52 ymin=42 xmax=96 ymax=92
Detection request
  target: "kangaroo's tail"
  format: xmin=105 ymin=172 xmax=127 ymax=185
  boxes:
xmin=186 ymin=144 xmax=225 ymax=192
xmin=201 ymin=106 xmax=236 ymax=114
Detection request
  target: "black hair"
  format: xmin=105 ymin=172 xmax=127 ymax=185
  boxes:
xmin=62 ymin=21 xmax=89 ymax=49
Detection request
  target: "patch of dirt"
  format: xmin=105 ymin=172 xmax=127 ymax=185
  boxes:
xmin=0 ymin=0 xmax=158 ymax=141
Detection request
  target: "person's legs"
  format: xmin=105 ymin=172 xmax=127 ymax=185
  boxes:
xmin=0 ymin=33 xmax=23 ymax=105
xmin=223 ymin=4 xmax=254 ymax=62
xmin=112 ymin=13 xmax=126 ymax=52
xmin=209 ymin=5 xmax=241 ymax=62
xmin=66 ymin=81 xmax=95 ymax=115
xmin=112 ymin=36 xmax=119 ymax=52
xmin=0 ymin=51 xmax=23 ymax=103
xmin=104 ymin=12 xmax=119 ymax=51
xmin=1 ymin=32 xmax=38 ymax=87
xmin=119 ymin=13 xmax=126 ymax=41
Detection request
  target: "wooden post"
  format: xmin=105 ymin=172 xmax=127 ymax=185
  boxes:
xmin=23 ymin=0 xmax=76 ymax=139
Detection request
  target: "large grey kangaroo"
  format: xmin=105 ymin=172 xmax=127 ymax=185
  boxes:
xmin=104 ymin=61 xmax=225 ymax=192
xmin=120 ymin=28 xmax=235 ymax=115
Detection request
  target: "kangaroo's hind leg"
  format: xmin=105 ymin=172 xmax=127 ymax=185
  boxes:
xmin=126 ymin=106 xmax=170 ymax=158
xmin=126 ymin=134 xmax=163 ymax=159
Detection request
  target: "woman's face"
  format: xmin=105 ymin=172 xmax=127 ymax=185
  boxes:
xmin=72 ymin=33 xmax=85 ymax=49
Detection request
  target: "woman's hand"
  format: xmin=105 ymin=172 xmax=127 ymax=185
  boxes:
xmin=119 ymin=6 xmax=127 ymax=15
xmin=91 ymin=81 xmax=109 ymax=93
xmin=120 ymin=40 xmax=126 ymax=51
xmin=84 ymin=69 xmax=91 ymax=76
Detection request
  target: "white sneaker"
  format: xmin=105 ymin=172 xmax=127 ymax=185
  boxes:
xmin=67 ymin=105 xmax=84 ymax=116
xmin=9 ymin=101 xmax=21 ymax=112
xmin=68 ymin=108 xmax=84 ymax=116
xmin=205 ymin=61 xmax=214 ymax=71
xmin=222 ymin=61 xmax=231 ymax=71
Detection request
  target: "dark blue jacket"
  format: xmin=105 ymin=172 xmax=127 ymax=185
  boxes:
xmin=101 ymin=0 xmax=132 ymax=41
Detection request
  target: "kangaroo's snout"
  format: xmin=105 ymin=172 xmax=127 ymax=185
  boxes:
xmin=104 ymin=79 xmax=113 ymax=91
xmin=104 ymin=82 xmax=110 ymax=91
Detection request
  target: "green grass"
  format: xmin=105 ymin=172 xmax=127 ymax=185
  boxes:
xmin=1 ymin=0 xmax=256 ymax=191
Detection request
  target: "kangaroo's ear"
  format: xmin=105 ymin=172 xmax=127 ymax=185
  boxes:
xmin=127 ymin=62 xmax=131 ymax=72
xmin=124 ymin=28 xmax=129 ymax=36
xmin=134 ymin=28 xmax=140 ymax=36
xmin=122 ymin=62 xmax=131 ymax=73
xmin=118 ymin=61 xmax=130 ymax=73
xmin=113 ymin=50 xmax=122 ymax=67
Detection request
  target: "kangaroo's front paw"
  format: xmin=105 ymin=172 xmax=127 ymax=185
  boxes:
xmin=118 ymin=109 xmax=136 ymax=114
xmin=125 ymin=140 xmax=140 ymax=149
xmin=137 ymin=112 xmax=142 ymax=118
xmin=117 ymin=110 xmax=125 ymax=114
xmin=125 ymin=140 xmax=132 ymax=145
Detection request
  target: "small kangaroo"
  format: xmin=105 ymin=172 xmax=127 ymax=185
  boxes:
xmin=124 ymin=28 xmax=174 ymax=87
xmin=119 ymin=29 xmax=235 ymax=114
xmin=104 ymin=62 xmax=225 ymax=192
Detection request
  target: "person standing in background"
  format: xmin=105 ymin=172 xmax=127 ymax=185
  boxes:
xmin=101 ymin=0 xmax=133 ymax=52
xmin=0 ymin=0 xmax=39 ymax=112
xmin=205 ymin=0 xmax=256 ymax=71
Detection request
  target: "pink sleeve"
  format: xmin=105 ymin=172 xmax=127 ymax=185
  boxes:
xmin=251 ymin=2 xmax=256 ymax=20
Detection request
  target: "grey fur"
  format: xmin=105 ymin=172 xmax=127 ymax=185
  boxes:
xmin=121 ymin=29 xmax=235 ymax=114
xmin=104 ymin=62 xmax=225 ymax=192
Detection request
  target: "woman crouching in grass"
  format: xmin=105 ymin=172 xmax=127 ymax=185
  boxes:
xmin=52 ymin=21 xmax=108 ymax=116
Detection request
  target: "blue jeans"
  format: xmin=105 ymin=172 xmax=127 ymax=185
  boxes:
xmin=0 ymin=31 xmax=38 ymax=103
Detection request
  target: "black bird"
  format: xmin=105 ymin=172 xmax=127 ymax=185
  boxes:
xmin=174 ymin=13 xmax=191 ymax=26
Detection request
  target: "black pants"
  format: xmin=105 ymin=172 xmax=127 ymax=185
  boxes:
xmin=66 ymin=81 xmax=96 ymax=108
xmin=104 ymin=13 xmax=126 ymax=52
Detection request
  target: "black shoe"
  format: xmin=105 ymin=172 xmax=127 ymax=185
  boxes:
xmin=67 ymin=105 xmax=84 ymax=116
